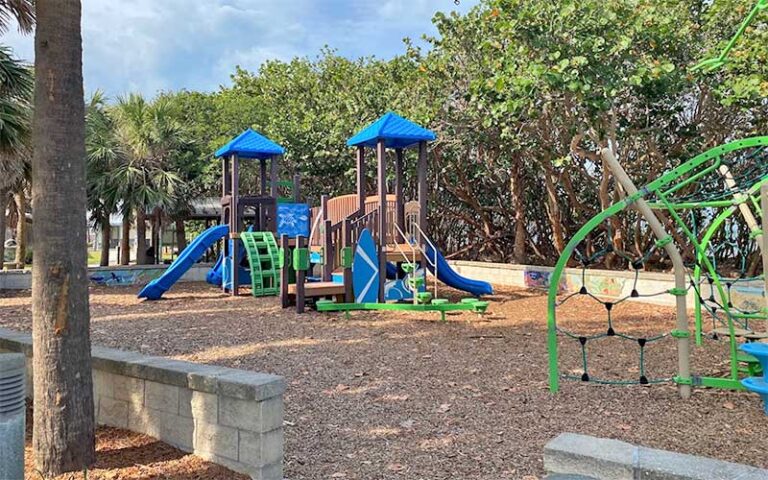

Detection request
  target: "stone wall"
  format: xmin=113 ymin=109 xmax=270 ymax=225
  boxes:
xmin=0 ymin=327 xmax=284 ymax=480
xmin=449 ymin=260 xmax=763 ymax=310
xmin=544 ymin=433 xmax=768 ymax=479
xmin=0 ymin=263 xmax=213 ymax=290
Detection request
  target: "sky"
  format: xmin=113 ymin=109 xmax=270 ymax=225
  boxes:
xmin=1 ymin=0 xmax=478 ymax=98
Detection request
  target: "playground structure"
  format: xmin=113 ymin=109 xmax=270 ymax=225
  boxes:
xmin=278 ymin=112 xmax=492 ymax=318
xmin=139 ymin=115 xmax=491 ymax=318
xmin=547 ymin=0 xmax=768 ymax=407
xmin=138 ymin=128 xmax=310 ymax=300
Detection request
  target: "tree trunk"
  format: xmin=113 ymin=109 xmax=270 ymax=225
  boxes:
xmin=99 ymin=211 xmax=110 ymax=266
xmin=541 ymin=161 xmax=567 ymax=255
xmin=509 ymin=165 xmax=527 ymax=264
xmin=0 ymin=190 xmax=7 ymax=267
xmin=120 ymin=212 xmax=130 ymax=265
xmin=136 ymin=207 xmax=148 ymax=264
xmin=14 ymin=190 xmax=27 ymax=268
xmin=31 ymin=0 xmax=96 ymax=475
xmin=175 ymin=218 xmax=186 ymax=253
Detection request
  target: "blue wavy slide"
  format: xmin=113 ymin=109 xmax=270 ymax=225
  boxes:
xmin=138 ymin=224 xmax=229 ymax=300
xmin=424 ymin=243 xmax=493 ymax=297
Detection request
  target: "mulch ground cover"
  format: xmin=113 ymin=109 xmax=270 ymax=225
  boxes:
xmin=2 ymin=282 xmax=766 ymax=479
xmin=23 ymin=406 xmax=246 ymax=479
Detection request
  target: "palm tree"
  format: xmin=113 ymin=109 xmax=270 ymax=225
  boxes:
xmin=0 ymin=0 xmax=34 ymax=34
xmin=85 ymin=91 xmax=123 ymax=266
xmin=0 ymin=45 xmax=33 ymax=267
xmin=31 ymin=0 xmax=96 ymax=474
xmin=112 ymin=93 xmax=183 ymax=264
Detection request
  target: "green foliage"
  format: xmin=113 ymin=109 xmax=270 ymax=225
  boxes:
xmin=80 ymin=0 xmax=768 ymax=265
xmin=0 ymin=45 xmax=32 ymax=190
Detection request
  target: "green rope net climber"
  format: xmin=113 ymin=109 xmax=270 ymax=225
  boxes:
xmin=547 ymin=138 xmax=768 ymax=394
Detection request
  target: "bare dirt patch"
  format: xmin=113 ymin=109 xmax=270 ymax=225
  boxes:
xmin=2 ymin=282 xmax=765 ymax=479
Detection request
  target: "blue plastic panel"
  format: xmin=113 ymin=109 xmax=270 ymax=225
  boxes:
xmin=277 ymin=203 xmax=310 ymax=238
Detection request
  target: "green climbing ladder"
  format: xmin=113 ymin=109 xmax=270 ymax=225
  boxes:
xmin=241 ymin=231 xmax=280 ymax=297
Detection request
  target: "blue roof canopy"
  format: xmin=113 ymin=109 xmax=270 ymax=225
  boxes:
xmin=347 ymin=112 xmax=436 ymax=149
xmin=215 ymin=128 xmax=285 ymax=160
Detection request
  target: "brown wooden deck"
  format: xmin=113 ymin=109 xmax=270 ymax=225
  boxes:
xmin=288 ymin=281 xmax=345 ymax=298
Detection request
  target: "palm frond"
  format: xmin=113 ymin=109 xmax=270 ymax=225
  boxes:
xmin=0 ymin=0 xmax=34 ymax=35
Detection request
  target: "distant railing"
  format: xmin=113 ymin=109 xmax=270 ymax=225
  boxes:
xmin=310 ymin=194 xmax=420 ymax=247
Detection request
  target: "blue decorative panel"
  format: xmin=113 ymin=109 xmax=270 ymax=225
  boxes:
xmin=277 ymin=203 xmax=310 ymax=238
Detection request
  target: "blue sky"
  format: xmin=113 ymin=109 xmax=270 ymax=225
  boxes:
xmin=1 ymin=0 xmax=477 ymax=98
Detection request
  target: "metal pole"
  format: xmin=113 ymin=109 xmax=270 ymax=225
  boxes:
xmin=762 ymin=184 xmax=768 ymax=333
xmin=602 ymin=147 xmax=691 ymax=399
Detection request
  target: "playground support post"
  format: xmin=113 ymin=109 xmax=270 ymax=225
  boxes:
xmin=377 ymin=139 xmax=387 ymax=303
xmin=296 ymin=235 xmax=306 ymax=314
xmin=395 ymin=148 xmax=405 ymax=243
xmin=321 ymin=195 xmax=331 ymax=281
xmin=270 ymin=154 xmax=280 ymax=198
xmin=602 ymin=148 xmax=692 ymax=399
xmin=418 ymin=141 xmax=428 ymax=245
xmin=357 ymin=146 xmax=366 ymax=215
xmin=230 ymin=153 xmax=240 ymax=296
xmin=762 ymin=184 xmax=768 ymax=333
xmin=293 ymin=174 xmax=301 ymax=203
xmin=222 ymin=156 xmax=231 ymax=196
xmin=323 ymin=219 xmax=333 ymax=282
xmin=343 ymin=219 xmax=354 ymax=302
xmin=260 ymin=159 xmax=268 ymax=195
xmin=280 ymin=234 xmax=289 ymax=308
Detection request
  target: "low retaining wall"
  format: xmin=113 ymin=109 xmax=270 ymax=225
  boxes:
xmin=0 ymin=327 xmax=284 ymax=479
xmin=449 ymin=260 xmax=763 ymax=310
xmin=544 ymin=433 xmax=768 ymax=479
xmin=0 ymin=263 xmax=214 ymax=290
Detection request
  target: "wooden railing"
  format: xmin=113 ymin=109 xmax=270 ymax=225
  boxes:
xmin=310 ymin=194 xmax=420 ymax=247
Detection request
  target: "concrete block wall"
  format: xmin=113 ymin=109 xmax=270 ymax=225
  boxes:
xmin=0 ymin=263 xmax=213 ymax=290
xmin=449 ymin=260 xmax=763 ymax=310
xmin=0 ymin=270 xmax=31 ymax=290
xmin=544 ymin=433 xmax=768 ymax=479
xmin=0 ymin=327 xmax=284 ymax=480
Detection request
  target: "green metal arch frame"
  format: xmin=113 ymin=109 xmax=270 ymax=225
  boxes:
xmin=547 ymin=136 xmax=768 ymax=394
xmin=692 ymin=176 xmax=768 ymax=345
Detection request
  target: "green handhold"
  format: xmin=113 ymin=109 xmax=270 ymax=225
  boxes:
xmin=472 ymin=301 xmax=489 ymax=313
xmin=417 ymin=292 xmax=433 ymax=304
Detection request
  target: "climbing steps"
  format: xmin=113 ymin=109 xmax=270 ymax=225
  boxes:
xmin=241 ymin=231 xmax=280 ymax=297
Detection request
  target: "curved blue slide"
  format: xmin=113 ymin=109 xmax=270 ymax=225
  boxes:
xmin=138 ymin=224 xmax=229 ymax=300
xmin=206 ymin=226 xmax=252 ymax=287
xmin=206 ymin=252 xmax=225 ymax=286
xmin=424 ymin=244 xmax=493 ymax=297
